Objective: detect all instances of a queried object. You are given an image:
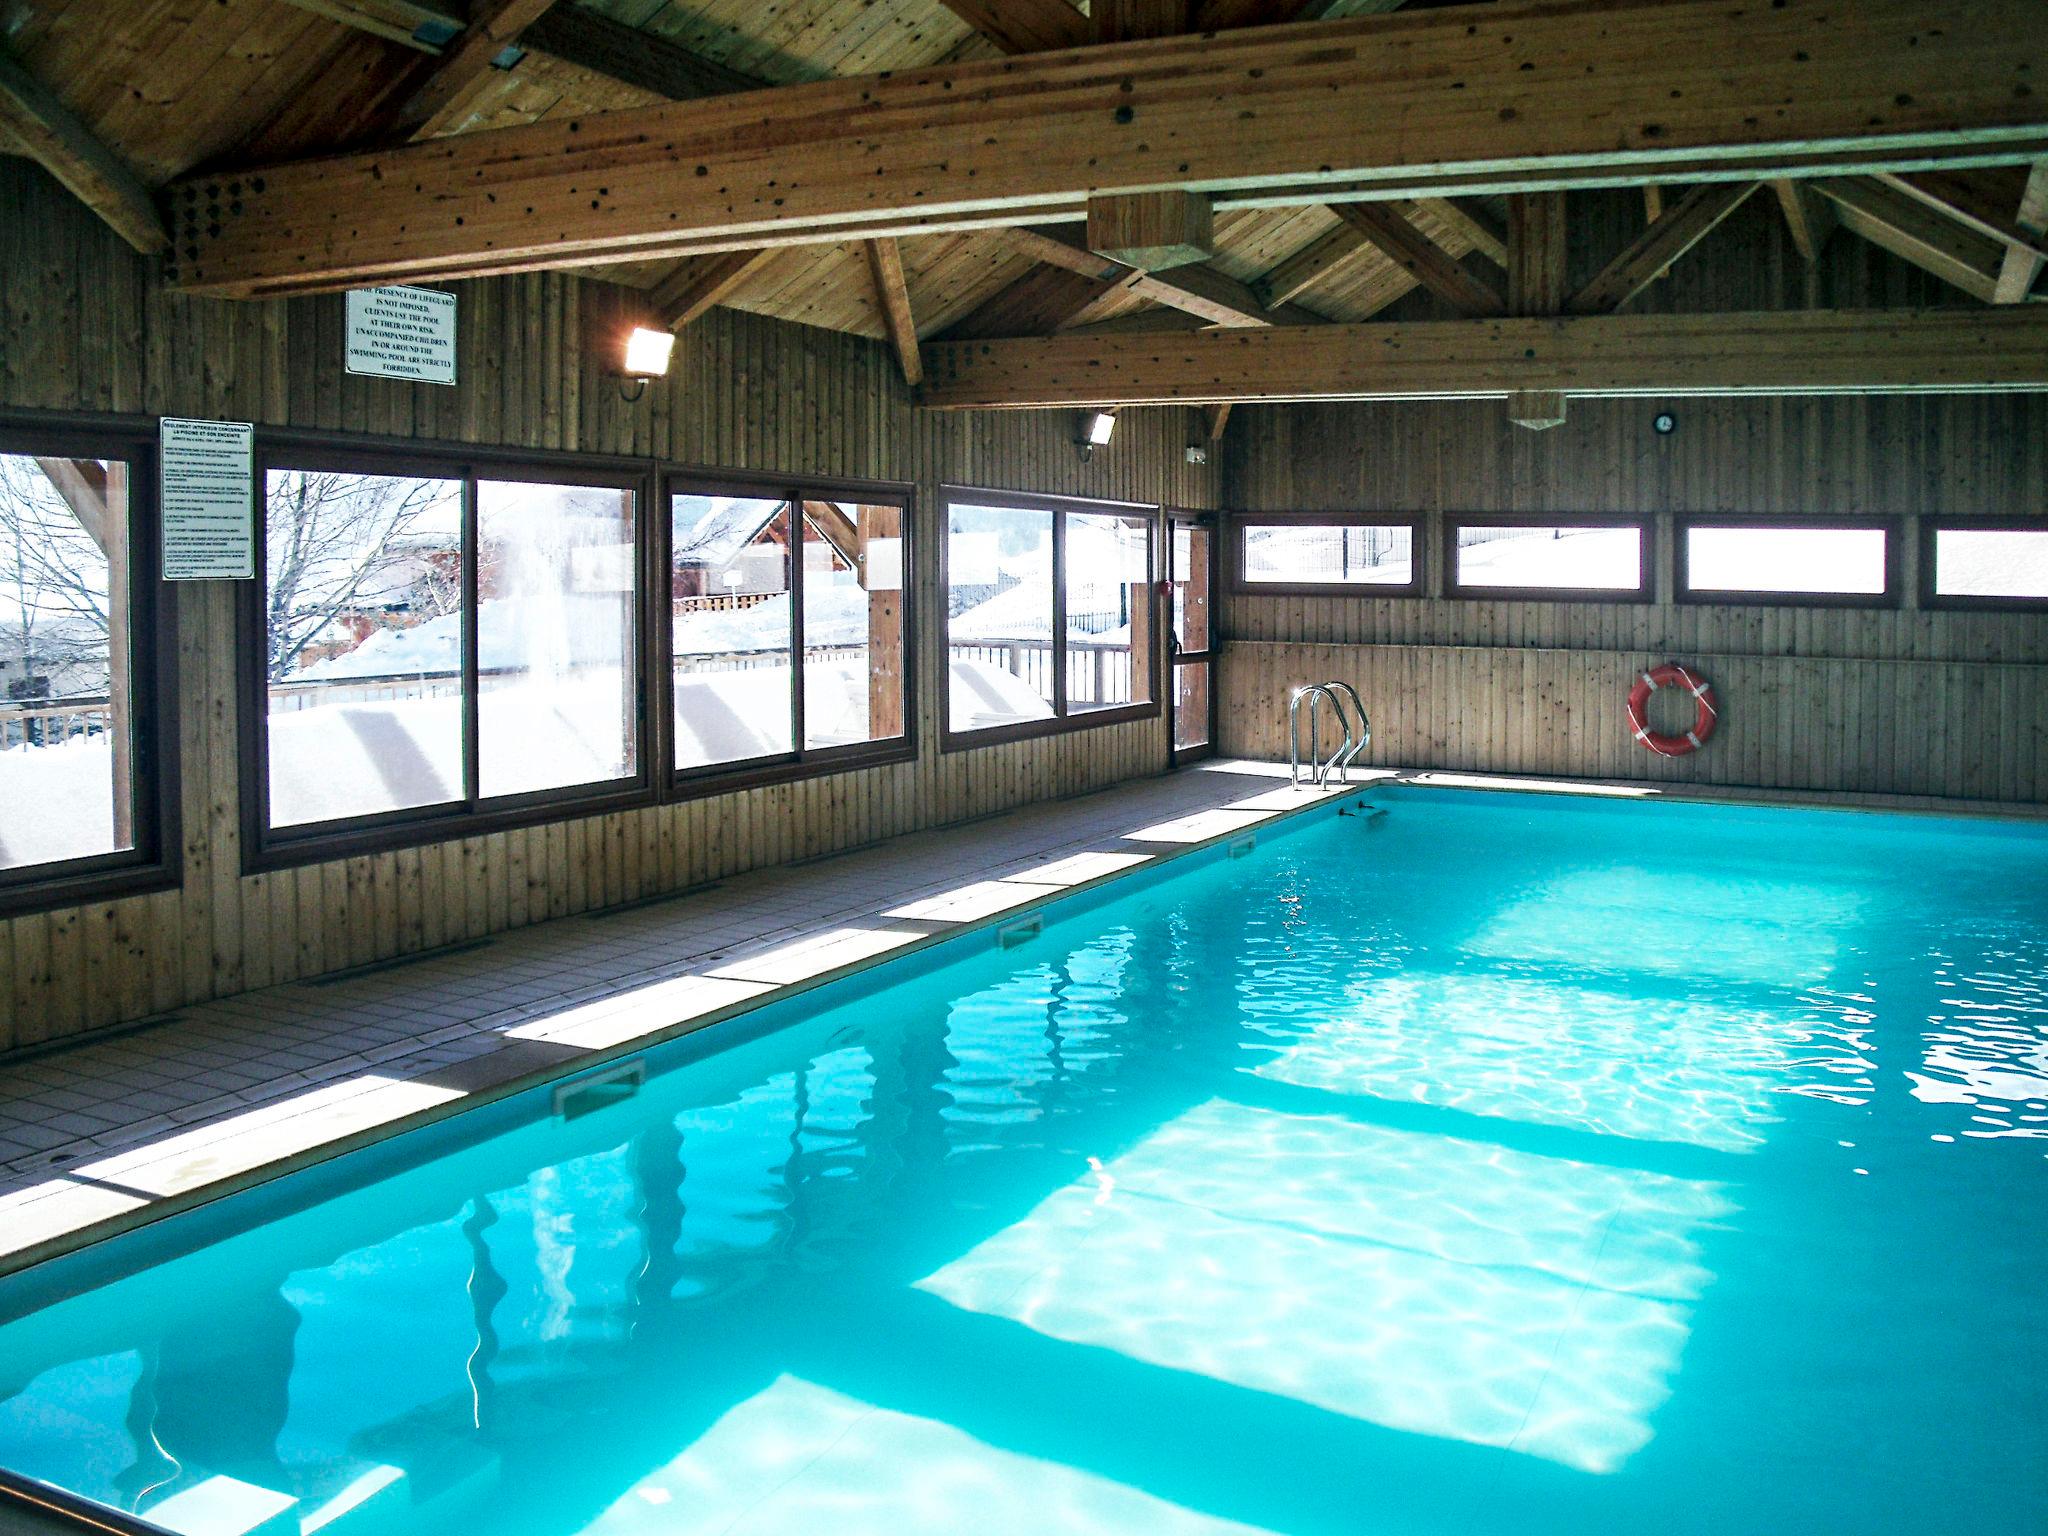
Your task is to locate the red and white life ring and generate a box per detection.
[1627,663,1718,757]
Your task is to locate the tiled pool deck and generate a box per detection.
[3,759,2040,1276]
[0,761,1355,1273]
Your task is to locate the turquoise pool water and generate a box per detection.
[2,786,2045,1536]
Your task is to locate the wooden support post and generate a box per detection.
[1206,403,1234,442]
[1506,193,1568,316]
[859,504,905,739]
[1087,191,1215,270]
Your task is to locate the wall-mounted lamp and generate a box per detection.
[1078,409,1117,461]
[618,326,675,402]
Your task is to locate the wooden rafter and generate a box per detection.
[1877,167,2048,303]
[865,238,923,386]
[653,248,780,330]
[1193,0,1346,29]
[1092,0,1190,42]
[941,267,1115,341]
[1331,202,1504,316]
[1206,402,1234,441]
[917,308,2048,410]
[931,0,1088,53]
[1567,182,1758,313]
[517,7,770,100]
[1415,198,1507,269]
[1773,180,1839,264]
[165,0,2048,297]
[274,0,464,53]
[1999,162,2048,304]
[1006,228,1324,329]
[395,0,565,139]
[1812,177,2006,303]
[1255,223,1379,309]
[0,47,166,253]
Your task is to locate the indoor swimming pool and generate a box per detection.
[1,786,2044,1536]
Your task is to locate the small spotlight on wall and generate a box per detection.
[618,326,675,401]
[1078,409,1118,460]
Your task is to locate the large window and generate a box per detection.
[1447,517,1649,600]
[248,448,646,862]
[1678,518,1897,605]
[1234,516,1421,594]
[667,477,911,785]
[1922,520,2048,609]
[0,426,175,914]
[944,489,1157,746]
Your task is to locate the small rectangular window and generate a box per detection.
[1236,518,1419,592]
[1925,523,2048,607]
[944,489,1158,746]
[0,429,175,915]
[1680,520,1894,604]
[1448,519,1648,599]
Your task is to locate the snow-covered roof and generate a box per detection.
[673,496,783,570]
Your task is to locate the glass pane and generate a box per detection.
[671,495,794,770]
[801,501,905,750]
[1686,525,1887,596]
[1067,512,1153,712]
[1242,522,1413,586]
[0,453,132,870]
[1174,663,1211,752]
[1932,528,2048,600]
[1454,524,1642,591]
[263,467,466,829]
[1172,523,1211,653]
[947,501,1056,731]
[476,479,638,799]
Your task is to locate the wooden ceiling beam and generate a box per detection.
[653,248,781,329]
[165,0,2048,297]
[394,0,565,139]
[0,46,167,253]
[1876,168,2048,289]
[1007,227,1324,328]
[1567,182,1759,314]
[918,308,2048,409]
[1413,197,1506,269]
[865,237,923,386]
[1811,177,2006,304]
[1996,162,2048,304]
[1087,191,1215,270]
[273,0,464,54]
[1773,180,1839,264]
[931,0,1089,54]
[1331,201,1504,316]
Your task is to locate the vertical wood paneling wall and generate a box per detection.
[0,162,1218,1052]
[1218,392,2048,800]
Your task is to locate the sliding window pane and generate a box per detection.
[1686,524,1887,596]
[801,501,906,749]
[671,496,794,770]
[0,453,133,871]
[1931,528,2048,601]
[1243,523,1413,586]
[1454,524,1643,592]
[1067,511,1152,711]
[477,479,638,799]
[263,468,466,828]
[947,501,1056,731]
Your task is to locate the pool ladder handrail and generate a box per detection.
[1289,682,1371,787]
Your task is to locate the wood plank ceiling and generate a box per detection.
[0,0,2043,408]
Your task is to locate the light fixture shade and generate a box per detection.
[1086,410,1117,446]
[623,326,676,378]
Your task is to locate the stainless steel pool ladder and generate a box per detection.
[1289,682,1371,787]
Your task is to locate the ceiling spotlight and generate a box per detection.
[1079,409,1118,460]
[619,326,676,401]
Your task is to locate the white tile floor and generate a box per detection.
[0,761,1350,1270]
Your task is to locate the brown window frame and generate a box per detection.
[0,414,181,920]
[1918,516,2048,612]
[240,433,659,873]
[1444,514,1655,603]
[940,485,1163,752]
[661,468,919,798]
[1676,513,1904,609]
[1226,512,1427,597]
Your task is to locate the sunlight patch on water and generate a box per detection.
[577,1375,1281,1536]
[1251,971,1791,1152]
[919,1100,1733,1473]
